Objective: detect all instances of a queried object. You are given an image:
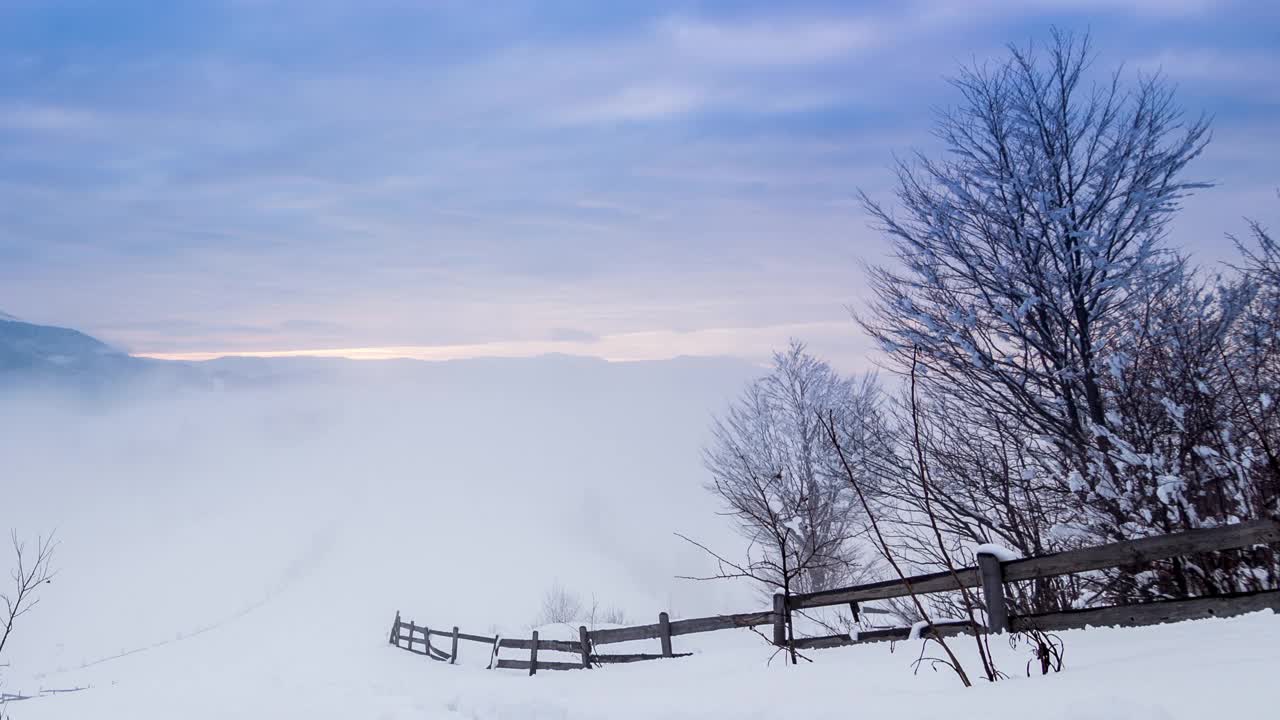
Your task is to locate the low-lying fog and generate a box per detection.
[2,354,762,679]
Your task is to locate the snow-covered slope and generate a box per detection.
[11,589,1280,719]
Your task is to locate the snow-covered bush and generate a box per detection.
[1066,263,1279,601]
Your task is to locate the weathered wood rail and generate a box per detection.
[389,517,1280,673]
[389,609,711,675]
[782,517,1280,648]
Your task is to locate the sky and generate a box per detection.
[1,0,1276,369]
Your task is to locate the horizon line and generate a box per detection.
[129,321,858,366]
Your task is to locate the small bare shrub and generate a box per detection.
[600,605,627,625]
[535,581,583,626]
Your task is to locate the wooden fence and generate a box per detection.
[388,609,757,675]
[786,516,1280,649]
[389,517,1280,673]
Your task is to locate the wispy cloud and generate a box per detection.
[552,84,712,124]
[1136,48,1280,89]
[0,102,102,132]
[656,15,882,67]
[917,0,1222,21]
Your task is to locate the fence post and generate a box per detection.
[977,552,1009,633]
[578,626,592,669]
[658,612,673,657]
[425,627,434,658]
[772,592,787,646]
[487,635,501,670]
[390,611,401,645]
[529,631,539,676]
[450,627,460,664]
[407,620,417,652]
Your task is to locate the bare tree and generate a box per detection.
[1227,209,1280,501]
[1234,209,1280,290]
[689,341,880,663]
[822,407,976,686]
[902,353,1000,681]
[858,383,1080,613]
[702,340,876,595]
[1,531,56,661]
[673,530,804,664]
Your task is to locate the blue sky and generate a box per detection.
[1,0,1276,368]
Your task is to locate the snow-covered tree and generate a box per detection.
[859,29,1212,554]
[855,30,1280,603]
[861,27,1208,471]
[1085,263,1278,599]
[702,341,877,595]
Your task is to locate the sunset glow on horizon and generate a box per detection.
[132,321,873,370]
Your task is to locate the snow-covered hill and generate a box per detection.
[0,315,133,374]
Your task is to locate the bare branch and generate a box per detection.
[1,530,57,661]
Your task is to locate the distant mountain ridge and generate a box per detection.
[0,315,764,395]
[0,314,148,384]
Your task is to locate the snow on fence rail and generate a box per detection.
[389,517,1280,673]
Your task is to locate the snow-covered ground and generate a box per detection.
[3,358,1277,718]
[12,603,1279,719]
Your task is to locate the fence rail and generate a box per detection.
[589,610,774,645]
[790,518,1280,611]
[389,517,1280,673]
[388,611,701,674]
[1010,588,1280,633]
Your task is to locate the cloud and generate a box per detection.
[0,103,102,132]
[1041,0,1219,15]
[918,0,1221,20]
[656,15,882,67]
[1135,48,1280,89]
[552,84,711,124]
[457,10,890,126]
